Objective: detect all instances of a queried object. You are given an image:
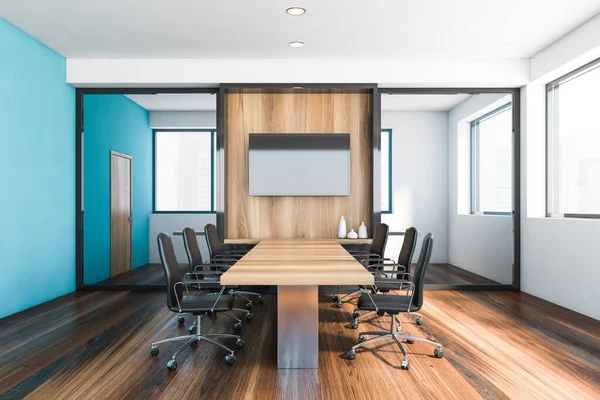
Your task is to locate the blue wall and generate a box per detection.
[84,95,152,284]
[0,19,75,318]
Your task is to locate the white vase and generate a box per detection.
[347,229,358,239]
[338,216,347,239]
[358,221,368,239]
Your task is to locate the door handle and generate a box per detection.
[128,216,132,222]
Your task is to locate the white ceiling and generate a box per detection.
[125,94,216,111]
[2,0,599,59]
[381,94,471,112]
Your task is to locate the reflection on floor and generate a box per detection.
[422,263,500,285]
[1,290,598,399]
[97,264,171,285]
[98,262,499,286]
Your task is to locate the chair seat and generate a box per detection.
[174,294,234,313]
[357,293,417,314]
[375,282,404,292]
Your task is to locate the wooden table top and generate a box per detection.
[220,239,374,286]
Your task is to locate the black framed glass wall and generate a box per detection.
[379,88,519,290]
[547,57,600,219]
[76,89,218,289]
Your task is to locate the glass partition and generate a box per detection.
[379,90,517,287]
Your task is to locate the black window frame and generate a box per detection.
[152,128,216,214]
[470,102,513,216]
[546,57,600,219]
[381,128,393,214]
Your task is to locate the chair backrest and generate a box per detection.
[397,227,418,277]
[204,223,223,258]
[411,233,434,310]
[182,227,204,277]
[370,223,389,258]
[157,232,183,310]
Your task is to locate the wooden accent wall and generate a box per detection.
[225,88,372,239]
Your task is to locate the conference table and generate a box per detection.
[220,238,374,369]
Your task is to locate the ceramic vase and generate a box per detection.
[338,216,347,239]
[347,229,358,239]
[358,221,368,239]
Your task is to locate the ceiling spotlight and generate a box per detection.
[286,7,306,16]
[289,41,304,48]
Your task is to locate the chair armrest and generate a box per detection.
[367,263,407,271]
[367,264,407,278]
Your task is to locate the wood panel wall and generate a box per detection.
[225,88,372,239]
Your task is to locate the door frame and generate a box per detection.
[110,150,132,277]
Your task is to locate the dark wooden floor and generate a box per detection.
[0,289,598,399]
[98,263,498,286]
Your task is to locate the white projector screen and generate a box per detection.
[248,134,350,196]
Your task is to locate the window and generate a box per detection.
[470,104,512,215]
[381,129,392,213]
[547,58,600,218]
[154,130,215,212]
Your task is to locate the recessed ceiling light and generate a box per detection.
[289,41,304,48]
[286,7,306,16]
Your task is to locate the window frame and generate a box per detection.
[469,102,513,216]
[381,128,393,214]
[152,128,217,214]
[546,57,600,219]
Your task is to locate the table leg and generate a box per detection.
[277,285,319,368]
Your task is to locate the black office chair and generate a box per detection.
[351,227,421,327]
[331,223,389,307]
[178,227,253,332]
[204,224,264,307]
[346,233,444,370]
[183,227,259,312]
[204,223,248,261]
[151,233,246,370]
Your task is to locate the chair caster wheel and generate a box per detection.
[434,348,444,358]
[234,322,243,330]
[207,311,215,318]
[350,320,358,329]
[167,360,178,371]
[188,325,197,334]
[245,313,253,321]
[190,339,199,348]
[225,354,237,365]
[401,360,409,370]
[236,338,246,348]
[416,317,424,325]
[352,311,360,319]
[332,295,339,302]
[346,350,356,360]
[150,347,159,356]
[397,326,403,332]
[358,336,366,343]
[406,339,414,344]
[334,301,342,308]
[377,311,385,316]
[246,302,253,310]
[258,296,264,304]
[177,316,185,324]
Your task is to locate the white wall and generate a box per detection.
[448,94,514,284]
[66,58,528,87]
[149,214,217,264]
[149,111,216,129]
[381,111,448,263]
[520,15,600,319]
